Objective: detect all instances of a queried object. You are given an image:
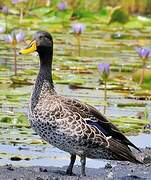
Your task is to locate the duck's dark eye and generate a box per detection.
[39,36,43,39]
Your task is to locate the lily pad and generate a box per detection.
[17,114,29,126]
[0,112,29,127]
[117,102,147,108]
[0,65,10,72]
[0,116,12,123]
[10,76,33,85]
[125,19,143,29]
[111,117,150,134]
[10,156,22,161]
[128,90,151,100]
[21,69,37,76]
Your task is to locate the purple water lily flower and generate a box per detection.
[16,32,25,42]
[5,35,13,43]
[98,63,110,81]
[135,47,151,60]
[5,32,17,45]
[12,0,19,3]
[57,1,67,10]
[0,27,5,33]
[5,32,25,45]
[2,6,9,14]
[72,23,85,35]
[12,0,28,4]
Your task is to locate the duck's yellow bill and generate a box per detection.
[19,40,37,54]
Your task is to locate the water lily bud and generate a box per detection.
[135,47,151,60]
[72,23,85,35]
[57,1,67,11]
[2,6,9,15]
[0,26,5,33]
[98,63,110,81]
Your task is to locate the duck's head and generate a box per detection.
[19,31,53,56]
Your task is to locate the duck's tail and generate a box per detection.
[108,138,143,164]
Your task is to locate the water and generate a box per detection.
[0,144,107,168]
[0,27,151,168]
[0,133,150,168]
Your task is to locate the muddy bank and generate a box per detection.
[0,147,151,180]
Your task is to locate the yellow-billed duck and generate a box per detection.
[19,31,142,176]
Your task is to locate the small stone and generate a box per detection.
[136,112,145,119]
[6,164,14,171]
[39,167,48,172]
[144,124,151,130]
[145,147,151,150]
[36,177,44,180]
[105,163,112,169]
[107,172,113,179]
[143,155,151,164]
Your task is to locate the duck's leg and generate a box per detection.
[66,154,76,175]
[80,155,86,176]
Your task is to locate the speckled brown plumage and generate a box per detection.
[21,31,143,176]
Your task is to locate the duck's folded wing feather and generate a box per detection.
[107,137,142,163]
[61,96,140,152]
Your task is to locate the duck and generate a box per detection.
[19,31,143,176]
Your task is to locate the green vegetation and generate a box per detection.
[132,68,151,89]
[112,117,150,134]
[0,0,151,156]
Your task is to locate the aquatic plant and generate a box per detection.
[57,1,68,29]
[12,0,28,24]
[5,31,25,44]
[1,6,9,32]
[108,6,129,26]
[5,31,25,75]
[135,47,151,85]
[72,23,85,56]
[16,31,25,42]
[0,26,5,33]
[72,23,85,34]
[57,1,67,11]
[12,0,28,4]
[98,63,110,114]
[2,6,8,15]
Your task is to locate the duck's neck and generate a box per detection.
[39,52,53,84]
[30,52,56,110]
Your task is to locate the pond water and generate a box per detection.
[0,133,150,168]
[0,27,151,168]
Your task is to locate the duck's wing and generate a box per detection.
[88,104,141,152]
[60,96,143,163]
[61,96,141,152]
